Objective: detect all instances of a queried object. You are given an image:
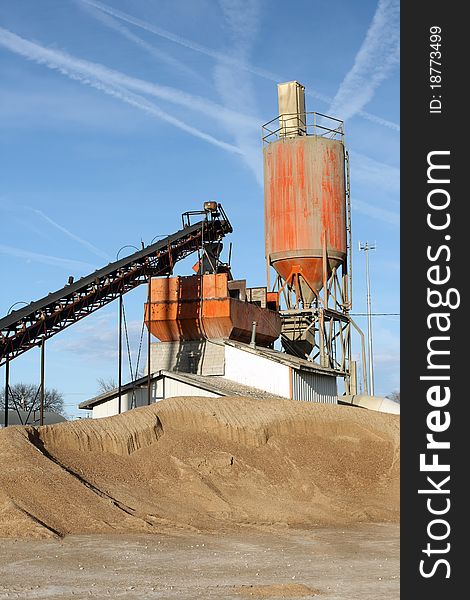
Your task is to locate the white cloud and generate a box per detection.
[80,0,399,132]
[0,26,244,155]
[213,0,263,184]
[54,310,145,374]
[328,0,399,121]
[352,198,399,226]
[0,87,144,130]
[0,26,256,129]
[349,151,399,194]
[77,0,203,83]
[0,243,96,272]
[0,15,400,188]
[31,208,111,261]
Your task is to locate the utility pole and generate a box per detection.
[4,359,9,427]
[147,278,151,405]
[40,339,45,425]
[358,241,376,396]
[118,294,123,414]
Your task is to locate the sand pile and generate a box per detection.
[0,396,399,538]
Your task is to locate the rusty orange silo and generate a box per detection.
[263,82,347,303]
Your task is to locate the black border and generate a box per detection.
[401,2,466,596]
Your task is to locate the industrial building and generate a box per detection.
[0,409,66,428]
[2,81,398,425]
[79,81,363,418]
[79,339,339,418]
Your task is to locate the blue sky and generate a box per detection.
[0,0,399,417]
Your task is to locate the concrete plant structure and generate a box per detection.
[2,82,396,425]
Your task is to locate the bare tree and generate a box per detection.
[96,377,117,394]
[387,390,400,404]
[0,383,65,415]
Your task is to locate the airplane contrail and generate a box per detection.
[328,0,400,122]
[0,27,244,156]
[32,209,112,261]
[79,0,399,131]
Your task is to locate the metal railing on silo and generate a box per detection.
[262,111,344,146]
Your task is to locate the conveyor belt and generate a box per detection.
[0,207,232,366]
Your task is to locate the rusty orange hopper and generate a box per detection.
[145,273,281,346]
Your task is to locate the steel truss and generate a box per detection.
[0,207,232,367]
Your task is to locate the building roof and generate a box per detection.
[1,410,67,427]
[79,341,339,410]
[79,375,150,409]
[164,370,288,401]
[79,369,288,410]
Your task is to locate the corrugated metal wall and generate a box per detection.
[291,370,338,404]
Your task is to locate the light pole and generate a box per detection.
[359,241,376,396]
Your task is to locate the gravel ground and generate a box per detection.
[0,523,399,599]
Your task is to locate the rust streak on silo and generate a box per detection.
[264,135,347,299]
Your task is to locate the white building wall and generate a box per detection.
[91,377,219,418]
[150,341,224,376]
[163,379,220,399]
[224,345,291,398]
[93,396,124,419]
